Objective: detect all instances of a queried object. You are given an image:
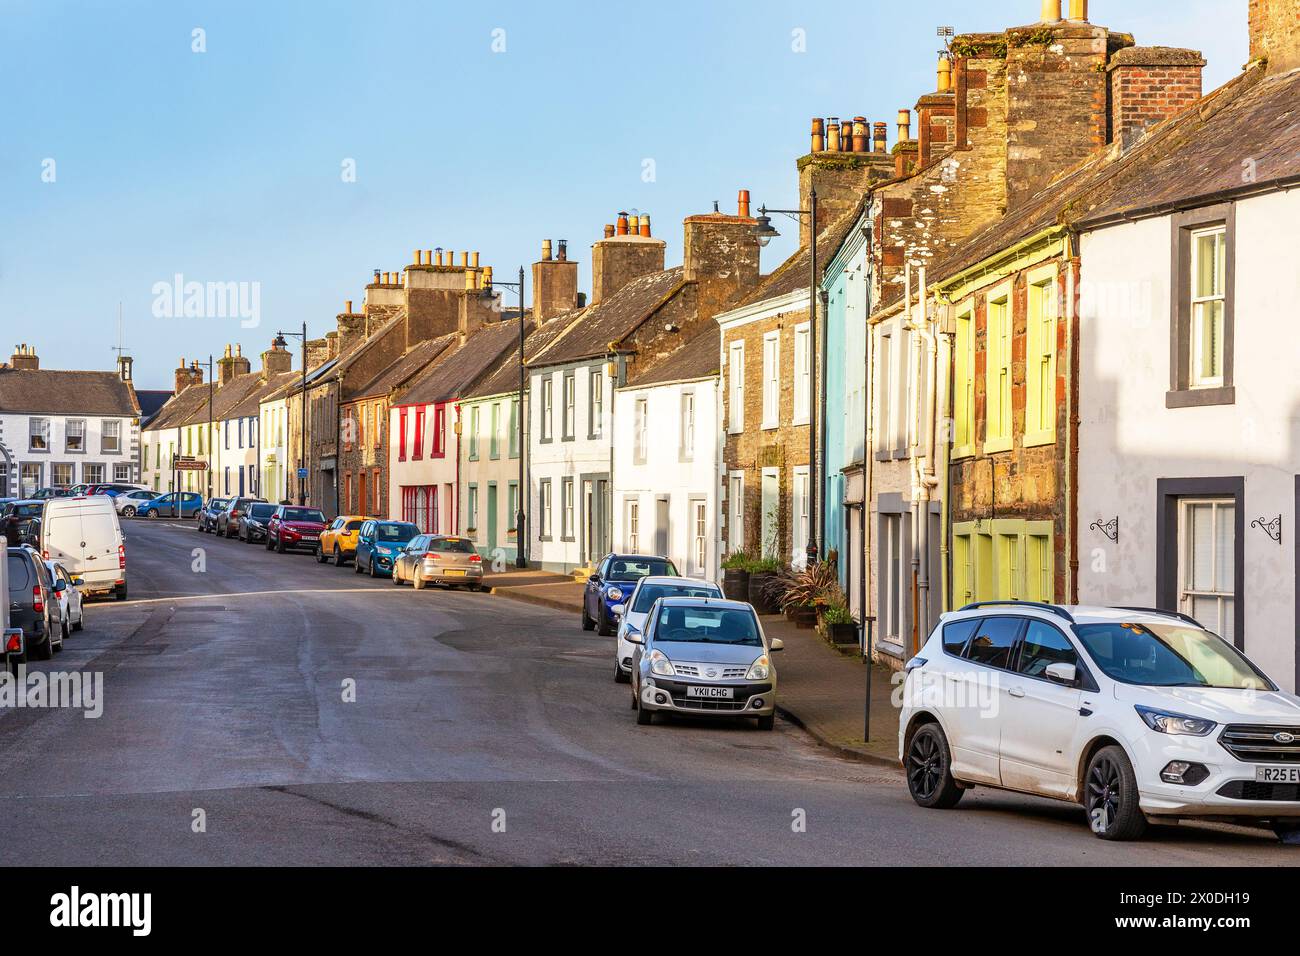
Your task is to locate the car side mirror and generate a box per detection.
[625,630,643,645]
[770,638,785,653]
[1045,662,1077,686]
[71,577,84,586]
[53,580,66,593]
[611,604,626,618]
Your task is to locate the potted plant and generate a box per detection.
[775,561,841,627]
[819,602,858,645]
[747,556,782,613]
[721,551,752,601]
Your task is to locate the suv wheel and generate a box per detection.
[315,545,327,564]
[333,546,343,566]
[906,723,965,809]
[122,506,136,517]
[581,602,595,632]
[1085,745,1148,841]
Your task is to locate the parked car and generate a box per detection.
[216,496,266,537]
[629,596,781,729]
[197,497,232,533]
[317,515,367,566]
[89,483,147,497]
[582,554,679,636]
[46,560,84,634]
[7,545,65,660]
[353,520,419,578]
[114,489,161,518]
[1,500,43,546]
[40,494,127,600]
[391,534,484,590]
[899,601,1300,843]
[236,502,278,544]
[29,487,71,500]
[611,576,722,684]
[265,506,327,554]
[137,491,203,519]
[0,549,23,674]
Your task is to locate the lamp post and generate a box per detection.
[752,187,820,569]
[480,267,529,568]
[201,355,214,500]
[274,322,308,505]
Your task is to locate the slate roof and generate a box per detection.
[731,205,864,311]
[625,329,719,388]
[395,318,527,407]
[0,368,141,417]
[465,314,578,400]
[144,381,210,431]
[932,64,1300,284]
[135,390,173,422]
[345,335,457,404]
[532,267,685,367]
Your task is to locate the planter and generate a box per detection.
[791,605,817,629]
[826,622,859,645]
[722,568,750,602]
[747,571,776,613]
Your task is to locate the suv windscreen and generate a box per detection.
[633,583,720,613]
[429,537,475,554]
[653,606,761,646]
[247,504,276,520]
[281,509,324,522]
[607,558,676,581]
[1074,621,1273,690]
[376,523,418,542]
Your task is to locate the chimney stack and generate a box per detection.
[1108,47,1206,148]
[9,344,39,371]
[682,191,761,316]
[534,236,580,320]
[117,354,133,382]
[873,122,888,153]
[262,339,292,376]
[591,214,666,305]
[1250,0,1300,73]
[174,356,202,392]
[217,342,238,385]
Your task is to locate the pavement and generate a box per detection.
[0,519,1288,865]
[486,569,584,613]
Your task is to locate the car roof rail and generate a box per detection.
[957,600,1075,624]
[1118,606,1204,628]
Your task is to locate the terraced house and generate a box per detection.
[0,345,141,497]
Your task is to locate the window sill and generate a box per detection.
[951,445,975,461]
[1166,386,1235,409]
[1022,430,1055,449]
[792,416,810,428]
[761,421,780,432]
[982,437,1013,455]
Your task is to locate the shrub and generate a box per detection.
[774,560,843,612]
[721,550,754,571]
[820,604,855,626]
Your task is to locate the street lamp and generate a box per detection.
[751,187,821,569]
[274,321,308,505]
[480,266,529,569]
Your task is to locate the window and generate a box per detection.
[793,322,810,426]
[490,403,501,459]
[224,420,231,450]
[727,341,744,433]
[29,418,48,451]
[1178,499,1235,642]
[876,333,891,456]
[761,331,779,429]
[413,408,425,460]
[953,520,1052,606]
[626,499,640,552]
[984,285,1012,452]
[20,463,41,497]
[541,377,553,441]
[561,478,574,540]
[52,462,74,486]
[562,371,576,440]
[760,468,779,560]
[1025,269,1057,446]
[398,408,408,460]
[942,618,978,657]
[238,417,245,449]
[102,419,122,454]
[508,398,520,458]
[372,404,382,447]
[66,419,86,453]
[588,368,604,439]
[1190,226,1226,388]
[539,480,553,539]
[880,511,905,644]
[469,406,480,460]
[432,406,445,457]
[634,397,648,465]
[728,473,744,553]
[680,392,695,460]
[83,463,105,484]
[1170,205,1235,407]
[114,462,132,482]
[356,405,365,449]
[792,467,809,564]
[953,302,975,458]
[1017,621,1078,678]
[691,499,708,577]
[507,482,519,536]
[965,617,1022,670]
[344,472,353,512]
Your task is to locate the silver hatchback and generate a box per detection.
[629,597,783,730]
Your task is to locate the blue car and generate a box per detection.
[353,519,420,578]
[137,491,203,519]
[582,553,679,635]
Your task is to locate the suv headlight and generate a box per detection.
[1135,705,1216,737]
[606,586,624,602]
[648,649,675,677]
[746,655,771,681]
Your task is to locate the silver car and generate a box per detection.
[611,576,722,684]
[630,597,783,730]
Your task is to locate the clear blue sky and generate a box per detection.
[1,0,1247,390]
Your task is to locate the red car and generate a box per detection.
[265,505,327,554]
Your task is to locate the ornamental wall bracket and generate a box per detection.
[1251,515,1282,545]
[1090,517,1118,543]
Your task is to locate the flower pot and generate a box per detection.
[747,571,775,613]
[792,605,817,629]
[827,622,859,645]
[722,568,750,602]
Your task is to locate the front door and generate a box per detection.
[654,498,669,558]
[595,479,610,558]
[486,483,498,550]
[998,620,1083,798]
[582,480,594,564]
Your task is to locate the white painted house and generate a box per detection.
[611,333,720,579]
[1076,57,1300,689]
[0,347,141,497]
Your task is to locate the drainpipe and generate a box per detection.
[905,261,924,652]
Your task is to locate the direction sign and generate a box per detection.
[175,460,208,472]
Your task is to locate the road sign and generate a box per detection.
[297,468,309,479]
[175,460,208,472]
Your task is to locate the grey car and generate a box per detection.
[630,597,782,730]
[612,576,722,684]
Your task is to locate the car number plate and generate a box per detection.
[444,569,466,576]
[686,686,734,699]
[1256,766,1300,784]
[302,535,318,541]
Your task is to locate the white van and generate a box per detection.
[40,496,127,600]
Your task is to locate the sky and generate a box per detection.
[1,0,1249,390]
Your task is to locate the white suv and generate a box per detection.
[900,601,1300,842]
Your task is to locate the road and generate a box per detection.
[0,519,1291,865]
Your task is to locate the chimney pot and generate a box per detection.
[542,239,553,261]
[616,213,630,236]
[897,109,912,142]
[604,224,615,238]
[873,122,888,153]
[852,117,868,152]
[1041,0,1062,21]
[937,57,953,93]
[435,251,444,266]
[639,215,651,237]
[471,251,480,268]
[811,117,825,153]
[826,118,841,152]
[737,189,750,218]
[1066,0,1086,21]
[557,239,568,260]
[629,214,640,235]
[412,249,420,265]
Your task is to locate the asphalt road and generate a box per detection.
[0,519,1292,865]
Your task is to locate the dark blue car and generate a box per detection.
[137,491,203,519]
[582,553,678,635]
[353,519,420,578]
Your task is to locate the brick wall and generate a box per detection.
[1108,47,1205,147]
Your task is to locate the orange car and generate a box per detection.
[316,515,367,566]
